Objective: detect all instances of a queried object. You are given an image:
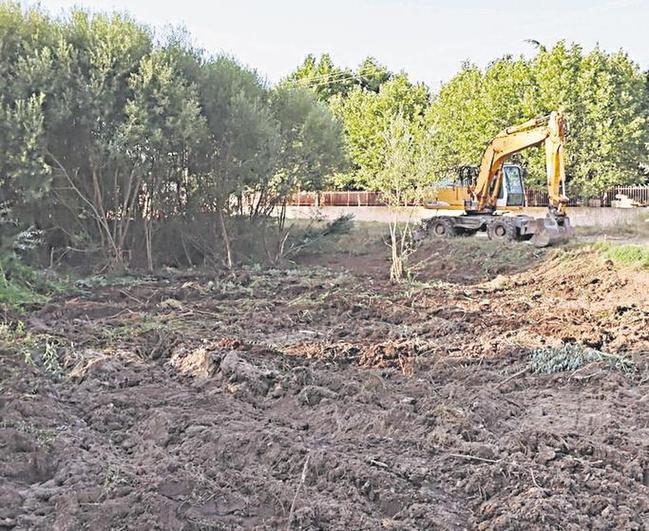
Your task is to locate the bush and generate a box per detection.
[0,254,67,308]
[529,344,635,374]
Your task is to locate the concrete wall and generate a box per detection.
[284,205,649,228]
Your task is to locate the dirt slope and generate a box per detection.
[1,246,648,530]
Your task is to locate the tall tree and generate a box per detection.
[331,74,430,189]
[270,85,346,205]
[284,53,356,102]
[193,56,280,268]
[117,51,205,269]
[424,43,649,196]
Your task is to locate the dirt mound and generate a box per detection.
[501,249,649,353]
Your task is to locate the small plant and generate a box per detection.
[103,464,130,492]
[76,273,157,289]
[0,321,65,377]
[0,321,36,359]
[42,340,63,378]
[529,343,635,374]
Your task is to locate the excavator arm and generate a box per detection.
[472,111,569,216]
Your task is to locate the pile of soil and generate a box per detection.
[1,246,648,529]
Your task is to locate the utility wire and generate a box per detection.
[282,71,364,88]
[284,69,357,83]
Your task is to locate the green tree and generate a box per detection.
[269,85,346,209]
[284,53,356,102]
[331,74,430,189]
[21,10,155,266]
[193,56,280,268]
[263,86,347,260]
[375,113,437,282]
[568,48,647,195]
[117,51,205,270]
[0,3,351,270]
[425,43,649,197]
[357,56,391,93]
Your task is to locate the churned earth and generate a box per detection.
[1,239,649,530]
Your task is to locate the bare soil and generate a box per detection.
[2,241,649,530]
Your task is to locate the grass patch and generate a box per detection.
[289,218,386,257]
[0,321,64,378]
[593,242,649,270]
[411,235,548,282]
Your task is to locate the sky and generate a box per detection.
[23,0,649,87]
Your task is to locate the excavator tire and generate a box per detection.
[429,218,457,239]
[487,219,516,242]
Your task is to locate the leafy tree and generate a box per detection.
[193,56,280,268]
[331,74,430,189]
[0,3,350,270]
[269,86,346,207]
[26,10,155,266]
[357,56,391,93]
[284,53,356,102]
[117,51,205,269]
[263,86,347,260]
[375,113,437,282]
[568,48,647,195]
[424,43,649,197]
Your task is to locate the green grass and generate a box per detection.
[593,242,649,270]
[284,216,381,257]
[0,281,47,306]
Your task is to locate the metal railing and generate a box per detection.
[527,186,649,207]
[289,186,649,208]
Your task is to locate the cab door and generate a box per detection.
[504,165,525,206]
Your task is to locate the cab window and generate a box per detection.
[504,166,523,193]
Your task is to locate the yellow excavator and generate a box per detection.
[420,111,574,247]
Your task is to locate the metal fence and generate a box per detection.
[604,186,649,206]
[289,191,386,206]
[527,186,649,207]
[289,186,649,208]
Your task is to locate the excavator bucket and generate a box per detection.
[530,214,575,247]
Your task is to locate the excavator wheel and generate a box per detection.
[487,219,516,242]
[429,218,457,239]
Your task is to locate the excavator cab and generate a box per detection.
[495,164,526,208]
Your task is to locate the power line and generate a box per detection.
[282,70,363,88]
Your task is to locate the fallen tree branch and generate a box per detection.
[447,453,500,464]
[496,366,529,389]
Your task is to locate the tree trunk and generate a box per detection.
[144,218,153,271]
[218,208,233,270]
[389,221,404,283]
